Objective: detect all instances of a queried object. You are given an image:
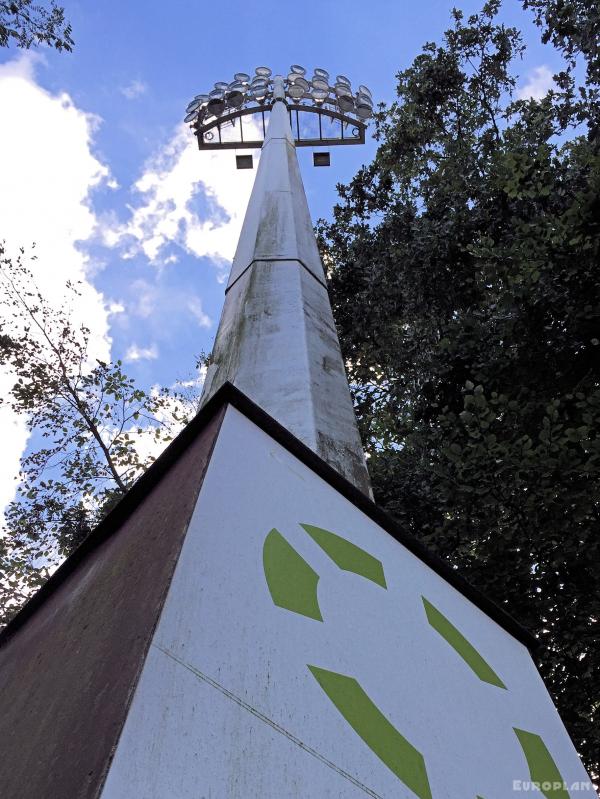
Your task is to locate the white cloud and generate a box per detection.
[122,385,197,468]
[0,374,29,514]
[120,79,147,100]
[104,123,258,276]
[187,295,212,328]
[108,301,125,315]
[129,277,158,318]
[124,343,159,362]
[517,65,555,101]
[0,54,112,513]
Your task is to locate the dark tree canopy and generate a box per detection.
[0,0,73,51]
[320,0,599,781]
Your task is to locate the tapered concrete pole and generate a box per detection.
[200,76,372,496]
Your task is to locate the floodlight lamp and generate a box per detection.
[336,75,351,86]
[184,109,198,123]
[186,99,202,113]
[355,102,373,119]
[337,95,355,112]
[314,68,329,80]
[234,72,250,84]
[208,89,226,116]
[358,85,373,99]
[335,83,352,96]
[288,84,305,100]
[311,78,329,92]
[214,81,229,91]
[255,66,272,78]
[290,65,306,75]
[248,86,268,101]
[226,88,245,108]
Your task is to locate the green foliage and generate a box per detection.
[524,0,600,88]
[320,0,599,780]
[0,247,193,624]
[0,0,73,51]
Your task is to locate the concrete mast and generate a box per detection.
[200,76,372,496]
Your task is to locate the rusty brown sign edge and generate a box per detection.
[0,405,227,799]
[0,380,537,652]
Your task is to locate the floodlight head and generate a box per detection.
[207,89,226,116]
[185,64,375,149]
[337,94,355,113]
[311,77,329,92]
[288,84,305,100]
[226,81,245,109]
[311,88,328,104]
[186,99,202,113]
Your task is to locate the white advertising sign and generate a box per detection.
[101,406,594,799]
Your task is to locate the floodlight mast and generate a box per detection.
[186,67,374,497]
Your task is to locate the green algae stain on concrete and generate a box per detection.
[422,597,506,689]
[263,528,323,621]
[308,665,432,799]
[514,728,569,799]
[301,524,387,589]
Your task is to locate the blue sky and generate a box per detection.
[0,0,564,510]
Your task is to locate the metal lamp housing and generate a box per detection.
[186,65,373,149]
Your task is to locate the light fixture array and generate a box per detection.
[184,65,374,127]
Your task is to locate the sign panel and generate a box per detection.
[101,406,594,798]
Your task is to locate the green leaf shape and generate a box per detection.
[514,728,569,799]
[301,524,387,589]
[263,529,323,621]
[422,597,506,689]
[308,665,432,799]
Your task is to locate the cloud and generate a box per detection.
[0,54,112,513]
[124,343,159,362]
[517,65,555,101]
[0,375,29,514]
[104,123,259,277]
[120,79,147,100]
[187,295,212,328]
[128,277,158,318]
[108,301,126,315]
[121,385,198,469]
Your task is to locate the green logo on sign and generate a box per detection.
[263,524,568,799]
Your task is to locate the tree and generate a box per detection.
[0,0,73,51]
[320,0,599,780]
[0,246,193,624]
